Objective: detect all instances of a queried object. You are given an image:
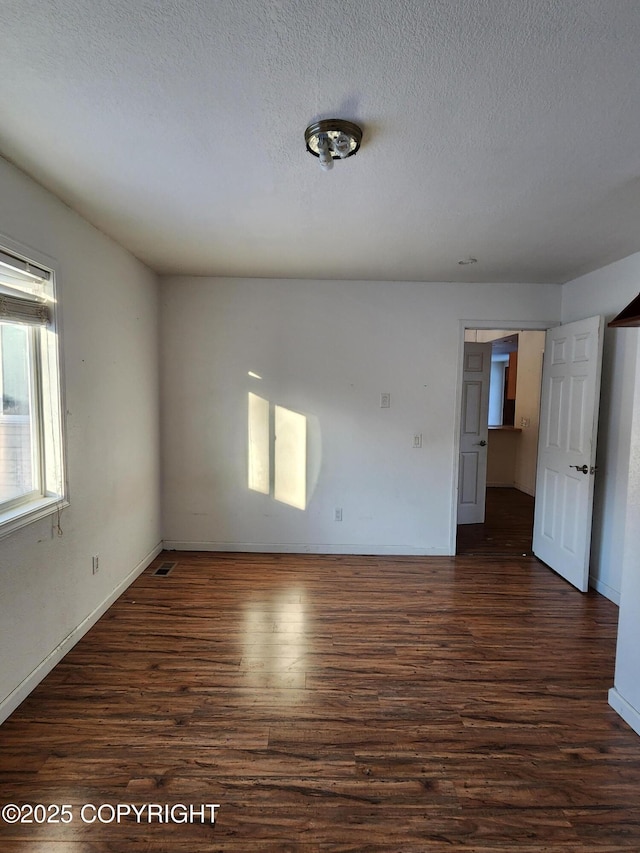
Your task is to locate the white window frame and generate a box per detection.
[0,236,67,538]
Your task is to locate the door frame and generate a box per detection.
[450,318,556,554]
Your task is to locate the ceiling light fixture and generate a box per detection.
[305,119,363,171]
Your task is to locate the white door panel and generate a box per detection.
[458,342,491,525]
[533,315,604,591]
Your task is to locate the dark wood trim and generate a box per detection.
[609,291,640,327]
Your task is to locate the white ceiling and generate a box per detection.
[2,0,640,283]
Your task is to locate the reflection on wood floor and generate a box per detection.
[457,486,535,556]
[0,549,637,852]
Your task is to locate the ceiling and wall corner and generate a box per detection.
[2,0,640,283]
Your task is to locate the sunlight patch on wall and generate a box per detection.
[248,392,270,494]
[274,405,307,510]
[247,393,307,510]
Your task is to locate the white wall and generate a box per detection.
[609,326,640,735]
[562,254,640,603]
[161,277,560,554]
[514,330,546,495]
[487,429,518,486]
[0,157,162,720]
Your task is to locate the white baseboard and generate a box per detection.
[589,575,620,605]
[162,540,451,556]
[0,541,162,725]
[609,687,640,737]
[486,483,536,496]
[514,483,536,497]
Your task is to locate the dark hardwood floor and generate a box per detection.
[457,487,535,556]
[1,550,638,851]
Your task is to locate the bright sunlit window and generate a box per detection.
[0,244,66,536]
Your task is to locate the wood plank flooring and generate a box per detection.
[457,487,535,556]
[1,551,639,851]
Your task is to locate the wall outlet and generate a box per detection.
[92,555,99,574]
[413,433,423,448]
[334,507,343,522]
[380,392,391,408]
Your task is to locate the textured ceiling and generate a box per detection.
[2,0,640,283]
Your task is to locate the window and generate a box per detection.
[0,244,66,536]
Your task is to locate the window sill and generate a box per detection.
[0,495,69,541]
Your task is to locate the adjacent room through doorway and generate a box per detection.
[456,486,535,556]
[456,328,546,556]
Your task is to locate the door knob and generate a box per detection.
[570,464,589,474]
[474,440,487,446]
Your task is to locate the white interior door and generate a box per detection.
[533,315,604,591]
[458,342,491,524]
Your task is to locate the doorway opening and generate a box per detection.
[456,328,546,556]
[456,487,535,556]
